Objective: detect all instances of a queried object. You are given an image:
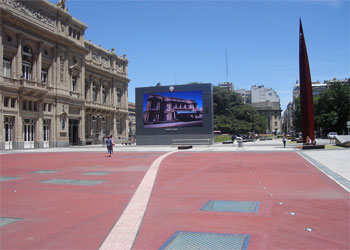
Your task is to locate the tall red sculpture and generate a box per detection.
[299,19,315,143]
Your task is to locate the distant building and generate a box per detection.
[235,89,251,104]
[287,77,349,134]
[282,102,294,135]
[293,78,349,102]
[236,85,282,134]
[324,77,350,87]
[293,80,327,102]
[128,102,136,139]
[218,82,234,92]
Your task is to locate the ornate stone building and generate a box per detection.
[0,0,129,150]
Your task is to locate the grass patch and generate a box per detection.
[214,135,231,143]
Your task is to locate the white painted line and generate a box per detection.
[99,151,176,250]
[297,151,350,192]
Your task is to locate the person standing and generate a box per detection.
[231,134,236,145]
[282,134,287,148]
[105,136,112,157]
[110,135,115,154]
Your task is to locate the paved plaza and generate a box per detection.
[0,139,349,249]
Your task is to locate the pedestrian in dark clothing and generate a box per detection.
[231,134,236,145]
[105,136,112,157]
[282,134,287,148]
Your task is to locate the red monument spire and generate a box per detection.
[299,19,315,143]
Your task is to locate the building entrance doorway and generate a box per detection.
[23,118,35,149]
[69,119,79,145]
[4,116,14,150]
[43,119,50,148]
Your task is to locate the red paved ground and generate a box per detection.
[133,152,349,250]
[1,151,349,249]
[0,152,162,249]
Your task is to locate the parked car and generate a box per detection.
[327,132,337,139]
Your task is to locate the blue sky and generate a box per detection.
[53,0,349,112]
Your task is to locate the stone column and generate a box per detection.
[36,42,42,83]
[100,79,103,103]
[52,46,57,86]
[37,116,43,148]
[80,108,86,145]
[56,48,61,84]
[0,25,3,77]
[16,34,22,79]
[17,110,23,149]
[90,76,93,101]
[81,58,85,99]
[125,115,129,138]
[113,113,117,137]
[109,83,112,105]
[111,79,116,106]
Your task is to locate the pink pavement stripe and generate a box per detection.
[99,151,177,250]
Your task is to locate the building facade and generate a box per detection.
[236,85,282,134]
[282,102,294,135]
[0,0,129,150]
[128,101,136,140]
[218,82,234,92]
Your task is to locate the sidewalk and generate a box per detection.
[1,139,349,249]
[2,139,348,190]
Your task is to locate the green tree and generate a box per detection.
[294,83,350,135]
[314,83,350,134]
[213,87,266,134]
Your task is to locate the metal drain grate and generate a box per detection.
[159,231,250,250]
[83,172,111,176]
[201,200,259,213]
[0,176,20,182]
[32,170,57,174]
[39,179,104,185]
[0,217,23,227]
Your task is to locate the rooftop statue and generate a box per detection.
[57,0,66,10]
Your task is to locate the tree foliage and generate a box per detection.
[293,83,350,135]
[315,83,350,134]
[213,87,266,134]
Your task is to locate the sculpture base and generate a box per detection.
[302,145,325,150]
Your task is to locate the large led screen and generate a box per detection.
[143,91,203,128]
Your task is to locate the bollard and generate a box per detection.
[238,140,243,148]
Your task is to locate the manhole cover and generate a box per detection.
[83,172,111,175]
[0,176,20,182]
[32,170,57,174]
[201,200,259,213]
[39,179,104,186]
[159,231,250,250]
[0,217,23,227]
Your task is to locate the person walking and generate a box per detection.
[231,134,236,145]
[105,136,112,157]
[282,134,287,148]
[110,135,115,154]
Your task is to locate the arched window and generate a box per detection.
[22,45,32,80]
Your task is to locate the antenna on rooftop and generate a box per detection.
[225,49,229,83]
